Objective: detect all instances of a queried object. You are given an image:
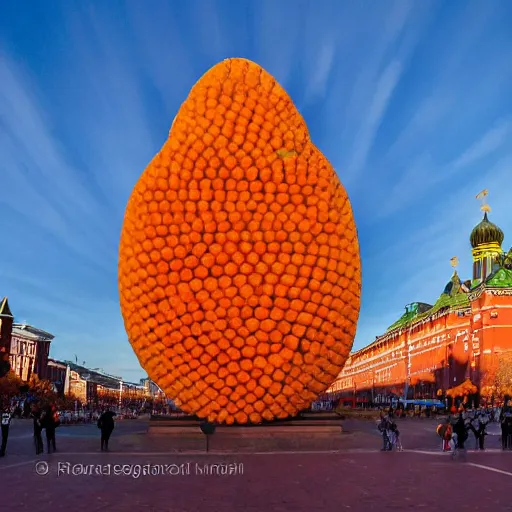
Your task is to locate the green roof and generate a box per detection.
[387,306,422,332]
[386,293,470,333]
[386,272,470,333]
[419,291,469,317]
[385,265,512,335]
[485,267,512,288]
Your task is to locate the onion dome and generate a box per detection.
[470,213,504,248]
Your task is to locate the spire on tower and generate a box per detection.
[476,189,491,213]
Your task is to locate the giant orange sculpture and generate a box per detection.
[118,58,361,424]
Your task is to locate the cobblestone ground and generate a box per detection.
[1,418,510,511]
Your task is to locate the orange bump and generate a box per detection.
[118,58,361,425]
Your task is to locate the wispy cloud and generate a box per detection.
[354,154,512,350]
[370,115,512,220]
[0,56,115,273]
[347,60,402,178]
[450,120,512,169]
[304,41,336,101]
[1,0,511,373]
[383,95,452,164]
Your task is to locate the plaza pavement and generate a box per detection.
[0,417,511,511]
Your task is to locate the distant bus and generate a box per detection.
[311,400,334,411]
[392,399,445,409]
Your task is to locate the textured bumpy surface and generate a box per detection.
[118,58,361,424]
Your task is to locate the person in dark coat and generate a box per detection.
[41,404,58,454]
[377,413,391,451]
[474,409,489,450]
[500,402,512,450]
[98,407,116,451]
[453,410,468,450]
[32,405,44,455]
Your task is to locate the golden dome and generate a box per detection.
[470,213,504,249]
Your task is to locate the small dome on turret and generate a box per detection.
[470,213,504,248]
[443,270,469,296]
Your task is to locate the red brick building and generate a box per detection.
[328,211,512,404]
[9,323,54,381]
[0,297,55,382]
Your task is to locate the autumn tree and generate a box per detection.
[494,353,512,397]
[29,374,55,395]
[482,353,512,399]
[0,371,24,403]
[54,393,83,410]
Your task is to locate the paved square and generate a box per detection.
[1,418,511,511]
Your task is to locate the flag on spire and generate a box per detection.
[476,189,491,212]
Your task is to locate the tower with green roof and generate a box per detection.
[470,212,504,288]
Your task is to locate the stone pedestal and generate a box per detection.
[147,413,346,452]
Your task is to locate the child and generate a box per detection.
[437,422,453,452]
[389,420,402,451]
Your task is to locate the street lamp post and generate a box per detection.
[82,374,91,405]
[371,371,375,406]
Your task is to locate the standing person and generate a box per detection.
[0,403,12,457]
[377,413,391,451]
[499,404,509,450]
[468,410,480,449]
[453,408,468,452]
[476,409,489,451]
[41,404,58,454]
[32,405,44,455]
[508,406,512,450]
[97,407,116,451]
[502,400,512,450]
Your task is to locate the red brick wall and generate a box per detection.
[329,289,512,400]
[474,291,512,392]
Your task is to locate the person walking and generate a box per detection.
[0,403,12,457]
[452,408,468,453]
[98,407,116,451]
[377,412,391,451]
[33,405,44,455]
[475,409,489,451]
[468,410,480,449]
[500,405,508,450]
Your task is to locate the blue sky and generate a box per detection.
[1,0,511,383]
